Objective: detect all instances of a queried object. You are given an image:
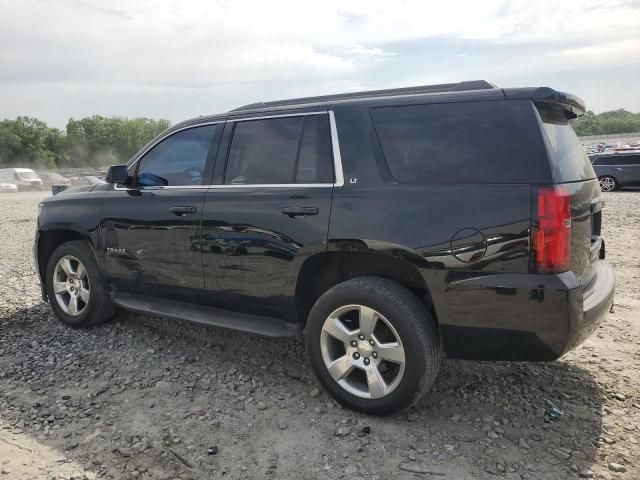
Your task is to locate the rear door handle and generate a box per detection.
[281,206,318,218]
[170,205,197,216]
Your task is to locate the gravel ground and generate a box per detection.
[0,190,638,480]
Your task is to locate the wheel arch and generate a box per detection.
[294,251,435,328]
[37,229,95,297]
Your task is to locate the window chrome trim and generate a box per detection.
[328,110,344,187]
[115,183,333,190]
[228,110,326,122]
[115,110,344,191]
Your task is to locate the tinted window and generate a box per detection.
[594,156,618,166]
[225,115,334,185]
[371,101,527,184]
[622,155,640,165]
[538,106,595,182]
[296,115,334,183]
[136,125,216,187]
[601,155,640,166]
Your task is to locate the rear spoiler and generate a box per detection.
[503,87,586,119]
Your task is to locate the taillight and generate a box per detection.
[532,186,571,273]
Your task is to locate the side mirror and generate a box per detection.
[105,164,130,185]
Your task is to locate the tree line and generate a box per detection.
[571,109,640,137]
[0,116,171,170]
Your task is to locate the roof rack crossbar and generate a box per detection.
[230,80,497,112]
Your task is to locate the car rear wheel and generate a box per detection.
[599,175,618,192]
[46,240,117,327]
[305,277,441,415]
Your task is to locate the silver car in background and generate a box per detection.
[39,172,72,188]
[0,182,19,193]
[590,152,640,192]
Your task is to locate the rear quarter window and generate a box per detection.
[370,101,529,184]
[537,106,595,182]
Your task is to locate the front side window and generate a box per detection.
[624,155,640,165]
[136,125,217,187]
[595,156,635,166]
[224,114,334,185]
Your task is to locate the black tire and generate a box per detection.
[305,276,441,415]
[598,175,618,192]
[45,240,117,328]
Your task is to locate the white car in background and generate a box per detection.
[0,168,44,190]
[0,182,19,193]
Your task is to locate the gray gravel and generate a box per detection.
[0,190,638,479]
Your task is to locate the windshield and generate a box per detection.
[16,171,40,180]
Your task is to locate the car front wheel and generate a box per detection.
[306,277,441,415]
[46,240,117,327]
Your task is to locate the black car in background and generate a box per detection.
[590,151,640,191]
[34,81,615,414]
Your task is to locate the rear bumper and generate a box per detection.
[439,261,615,361]
[570,260,615,350]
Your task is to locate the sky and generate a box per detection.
[1,0,639,128]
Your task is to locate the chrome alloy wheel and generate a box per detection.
[320,305,406,399]
[52,255,90,316]
[599,176,616,192]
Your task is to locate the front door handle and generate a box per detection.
[282,206,318,218]
[170,205,197,216]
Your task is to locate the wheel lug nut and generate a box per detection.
[350,340,357,347]
[363,358,370,366]
[353,352,360,360]
[358,334,365,340]
[372,352,377,359]
[369,339,375,346]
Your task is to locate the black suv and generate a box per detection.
[35,81,615,414]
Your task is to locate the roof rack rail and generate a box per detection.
[230,80,497,112]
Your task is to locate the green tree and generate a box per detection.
[64,116,170,166]
[0,117,63,168]
[0,115,171,169]
[572,109,640,136]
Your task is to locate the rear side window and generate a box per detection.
[296,115,335,183]
[371,101,528,184]
[537,106,595,182]
[225,114,334,185]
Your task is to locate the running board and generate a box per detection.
[112,293,300,338]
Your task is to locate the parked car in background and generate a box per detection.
[39,172,72,188]
[0,182,19,193]
[0,168,44,190]
[590,151,640,191]
[35,81,615,414]
[69,175,106,186]
[84,175,106,185]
